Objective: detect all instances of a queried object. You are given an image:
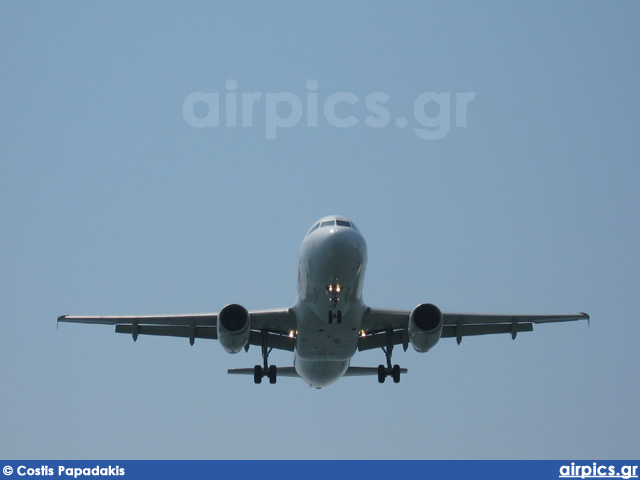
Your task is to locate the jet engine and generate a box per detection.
[217,304,251,354]
[408,303,443,353]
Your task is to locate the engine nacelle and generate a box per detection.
[217,304,250,354]
[409,303,443,353]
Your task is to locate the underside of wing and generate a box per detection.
[441,312,590,344]
[57,313,218,345]
[359,306,589,350]
[359,307,410,352]
[58,307,297,351]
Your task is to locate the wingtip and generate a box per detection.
[57,315,69,329]
[581,312,590,327]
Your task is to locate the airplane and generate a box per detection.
[58,215,589,388]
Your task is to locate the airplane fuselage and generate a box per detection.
[292,216,368,387]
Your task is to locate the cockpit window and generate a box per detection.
[308,218,359,236]
[309,223,320,235]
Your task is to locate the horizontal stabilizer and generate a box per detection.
[344,366,408,376]
[226,366,408,378]
[227,367,300,377]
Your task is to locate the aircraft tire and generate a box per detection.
[392,364,401,383]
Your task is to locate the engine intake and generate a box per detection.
[218,304,250,354]
[409,303,443,353]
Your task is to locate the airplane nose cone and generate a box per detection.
[299,221,368,303]
[322,227,367,266]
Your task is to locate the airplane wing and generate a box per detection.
[358,308,589,351]
[58,308,297,351]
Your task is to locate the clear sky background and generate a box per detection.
[1,2,638,459]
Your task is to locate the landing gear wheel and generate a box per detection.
[337,310,342,324]
[392,364,401,383]
[328,310,333,324]
[253,330,277,385]
[377,330,403,385]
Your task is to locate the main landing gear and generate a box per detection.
[254,331,277,384]
[378,330,401,384]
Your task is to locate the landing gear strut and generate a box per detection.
[378,329,401,384]
[254,330,277,384]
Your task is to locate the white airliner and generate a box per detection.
[58,215,589,388]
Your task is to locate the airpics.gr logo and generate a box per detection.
[559,463,638,479]
[183,79,475,140]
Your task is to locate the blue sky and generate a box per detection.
[1,2,638,459]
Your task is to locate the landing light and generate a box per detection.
[359,330,367,338]
[289,330,296,338]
